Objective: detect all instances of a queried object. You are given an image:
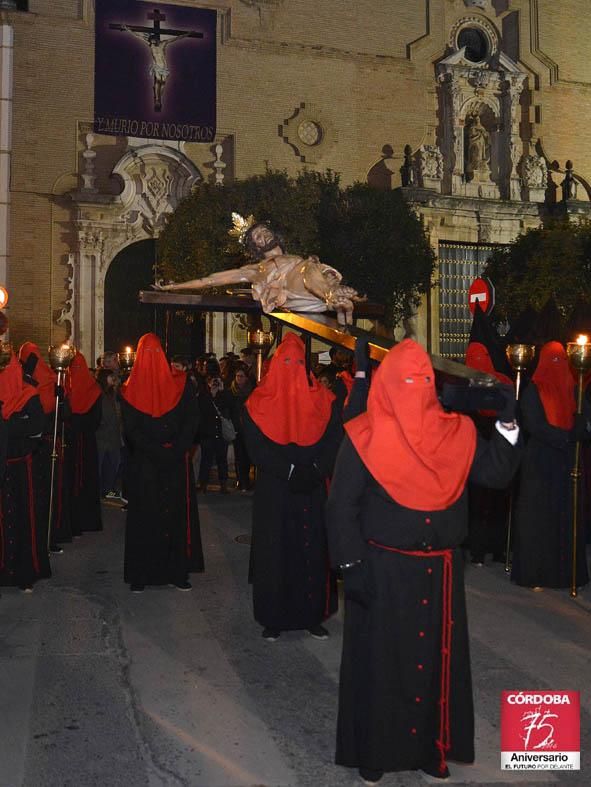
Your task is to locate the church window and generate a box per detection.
[457,27,489,63]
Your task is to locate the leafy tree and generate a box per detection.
[484,219,591,322]
[157,169,435,328]
[325,184,435,326]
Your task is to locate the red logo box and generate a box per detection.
[501,691,580,771]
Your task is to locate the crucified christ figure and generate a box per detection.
[154,220,366,326]
[120,25,193,112]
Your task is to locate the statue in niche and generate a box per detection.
[465,115,491,182]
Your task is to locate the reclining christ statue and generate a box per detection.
[154,214,365,325]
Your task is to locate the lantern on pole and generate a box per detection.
[566,334,591,598]
[46,344,76,552]
[247,328,275,383]
[503,342,536,573]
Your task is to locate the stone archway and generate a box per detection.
[66,142,203,362]
[104,239,156,357]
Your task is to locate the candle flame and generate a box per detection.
[576,334,589,346]
[124,346,132,354]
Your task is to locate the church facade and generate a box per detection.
[3,0,591,361]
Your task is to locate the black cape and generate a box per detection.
[122,381,203,587]
[243,404,342,631]
[0,396,48,587]
[326,429,521,775]
[68,397,102,534]
[512,384,589,588]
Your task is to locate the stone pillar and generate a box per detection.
[76,227,105,361]
[0,23,13,296]
[506,74,525,201]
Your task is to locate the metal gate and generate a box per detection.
[438,242,497,359]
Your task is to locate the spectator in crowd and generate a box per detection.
[95,369,122,500]
[326,346,353,376]
[97,350,121,376]
[197,374,234,494]
[239,347,256,380]
[222,355,240,387]
[229,363,255,491]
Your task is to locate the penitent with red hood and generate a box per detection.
[243,332,343,642]
[326,339,521,784]
[120,333,203,592]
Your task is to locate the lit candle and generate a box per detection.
[577,334,589,346]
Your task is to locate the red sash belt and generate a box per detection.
[368,539,453,777]
[184,452,192,559]
[6,453,40,575]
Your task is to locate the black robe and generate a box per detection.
[0,396,48,587]
[467,414,511,562]
[68,397,102,534]
[243,404,342,631]
[512,384,590,588]
[52,414,74,545]
[30,412,55,574]
[122,382,203,587]
[326,429,521,775]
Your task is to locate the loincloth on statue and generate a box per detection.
[149,65,170,80]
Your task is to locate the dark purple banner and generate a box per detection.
[94,0,216,142]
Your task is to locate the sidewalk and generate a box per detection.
[0,493,589,786]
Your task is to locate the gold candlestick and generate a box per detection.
[566,335,591,598]
[505,343,536,399]
[247,328,275,383]
[503,343,537,573]
[47,344,76,553]
[118,346,136,372]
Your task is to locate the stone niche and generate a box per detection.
[436,15,526,201]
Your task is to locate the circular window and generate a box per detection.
[457,27,489,62]
[297,120,323,147]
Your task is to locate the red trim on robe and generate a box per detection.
[368,539,454,776]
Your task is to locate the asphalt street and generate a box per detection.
[1,492,590,787]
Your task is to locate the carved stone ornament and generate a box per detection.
[417,145,443,181]
[279,102,337,164]
[520,154,547,190]
[56,254,76,341]
[67,144,203,362]
[113,145,201,235]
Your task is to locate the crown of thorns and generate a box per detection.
[228,212,257,245]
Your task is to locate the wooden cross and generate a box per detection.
[109,7,203,42]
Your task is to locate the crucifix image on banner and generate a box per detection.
[95,0,216,143]
[112,9,203,113]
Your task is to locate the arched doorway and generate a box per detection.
[104,240,155,356]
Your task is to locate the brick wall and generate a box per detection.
[5,0,591,349]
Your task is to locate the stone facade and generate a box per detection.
[2,0,591,359]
